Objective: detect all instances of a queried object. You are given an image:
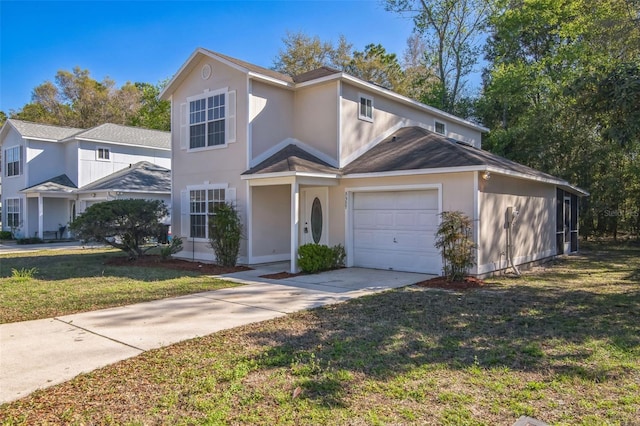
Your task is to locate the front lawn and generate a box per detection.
[0,248,242,323]
[1,243,639,425]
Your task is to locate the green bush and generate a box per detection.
[298,243,346,273]
[160,237,183,260]
[434,211,476,282]
[209,202,243,267]
[0,231,13,240]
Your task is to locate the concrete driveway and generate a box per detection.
[0,264,431,404]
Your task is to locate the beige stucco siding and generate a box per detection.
[326,172,475,272]
[250,81,294,161]
[169,55,250,260]
[293,81,339,161]
[250,185,291,261]
[340,83,482,165]
[478,174,556,274]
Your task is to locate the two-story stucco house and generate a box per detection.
[0,119,171,239]
[160,48,586,276]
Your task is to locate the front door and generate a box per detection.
[302,187,328,246]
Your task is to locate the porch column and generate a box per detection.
[290,181,299,273]
[38,195,44,239]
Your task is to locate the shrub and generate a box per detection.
[0,231,13,240]
[209,202,243,267]
[298,243,346,273]
[434,211,476,282]
[160,237,183,260]
[70,199,168,259]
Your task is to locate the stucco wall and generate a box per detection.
[250,185,291,260]
[478,174,556,274]
[250,81,294,161]
[325,172,475,273]
[340,83,482,166]
[169,55,249,260]
[293,81,339,161]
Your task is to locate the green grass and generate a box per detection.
[1,242,639,425]
[0,248,241,323]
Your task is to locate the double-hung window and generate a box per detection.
[358,94,374,122]
[5,198,21,228]
[190,93,226,149]
[5,146,22,177]
[189,188,226,239]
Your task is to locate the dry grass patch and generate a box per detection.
[1,242,639,425]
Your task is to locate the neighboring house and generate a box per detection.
[0,120,171,239]
[160,48,586,276]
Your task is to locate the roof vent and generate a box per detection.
[392,136,397,142]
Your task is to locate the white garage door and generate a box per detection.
[353,190,441,274]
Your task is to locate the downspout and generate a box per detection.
[506,206,521,276]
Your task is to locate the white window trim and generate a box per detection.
[358,93,374,122]
[96,146,111,161]
[4,145,22,177]
[435,120,446,135]
[5,197,22,229]
[181,183,236,242]
[185,87,236,152]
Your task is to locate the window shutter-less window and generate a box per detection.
[180,103,188,150]
[227,90,236,143]
[180,190,189,237]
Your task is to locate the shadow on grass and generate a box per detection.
[246,247,640,408]
[0,251,201,282]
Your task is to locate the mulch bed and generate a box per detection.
[414,276,486,290]
[105,255,251,275]
[259,271,304,279]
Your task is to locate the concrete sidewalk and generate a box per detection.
[0,265,431,404]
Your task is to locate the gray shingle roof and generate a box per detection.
[7,119,83,141]
[204,49,295,84]
[74,124,170,149]
[243,127,584,194]
[21,174,77,193]
[343,127,563,182]
[78,161,170,193]
[293,67,341,83]
[243,144,340,175]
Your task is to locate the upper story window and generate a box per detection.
[190,93,226,149]
[96,147,111,161]
[435,121,446,135]
[4,146,22,177]
[359,94,374,122]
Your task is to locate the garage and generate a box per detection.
[352,189,441,274]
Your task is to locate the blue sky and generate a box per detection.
[0,0,418,114]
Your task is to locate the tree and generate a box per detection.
[386,0,492,114]
[0,111,7,128]
[347,44,406,91]
[273,31,352,76]
[70,199,168,259]
[127,81,171,131]
[478,0,640,238]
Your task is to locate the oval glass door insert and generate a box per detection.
[311,197,323,243]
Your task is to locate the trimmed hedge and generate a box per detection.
[298,243,346,274]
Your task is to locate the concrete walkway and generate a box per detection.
[0,264,431,404]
